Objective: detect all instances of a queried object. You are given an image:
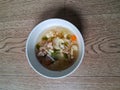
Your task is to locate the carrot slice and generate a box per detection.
[71,35,77,41]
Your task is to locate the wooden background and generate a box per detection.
[0,0,120,90]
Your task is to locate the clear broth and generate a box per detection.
[35,26,79,71]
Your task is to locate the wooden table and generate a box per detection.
[0,0,120,90]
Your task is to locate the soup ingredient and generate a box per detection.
[70,45,78,59]
[71,35,77,41]
[36,44,40,50]
[35,26,79,71]
[42,36,48,40]
[53,37,64,49]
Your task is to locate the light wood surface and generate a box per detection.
[0,0,120,90]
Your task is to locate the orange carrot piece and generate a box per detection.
[71,35,77,41]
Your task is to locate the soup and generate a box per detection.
[35,26,79,71]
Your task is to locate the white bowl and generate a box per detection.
[26,18,85,79]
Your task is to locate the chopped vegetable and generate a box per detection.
[64,53,68,59]
[42,36,48,40]
[53,37,64,49]
[67,34,71,39]
[51,52,59,60]
[51,50,65,60]
[71,35,77,41]
[54,49,60,52]
[47,54,55,62]
[63,42,68,46]
[36,44,40,50]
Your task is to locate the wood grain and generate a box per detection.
[0,76,120,90]
[0,0,120,90]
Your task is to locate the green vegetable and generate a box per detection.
[54,49,60,52]
[36,44,40,50]
[67,34,71,39]
[51,49,61,60]
[51,52,59,60]
[42,36,48,40]
[64,53,68,59]
[64,42,68,46]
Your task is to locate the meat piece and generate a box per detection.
[47,42,53,49]
[37,47,47,56]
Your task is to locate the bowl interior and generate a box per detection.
[26,19,84,79]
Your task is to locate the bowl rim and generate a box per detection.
[26,18,85,79]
